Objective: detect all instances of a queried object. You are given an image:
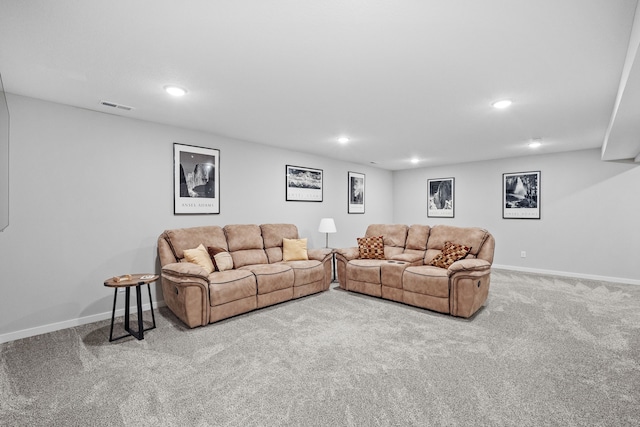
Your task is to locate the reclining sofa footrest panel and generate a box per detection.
[450,272,491,318]
[347,280,382,297]
[402,266,449,298]
[381,285,403,302]
[403,290,450,314]
[281,260,325,287]
[161,280,208,328]
[347,259,384,284]
[257,287,294,308]
[210,296,257,323]
[241,264,294,294]
[209,270,257,305]
[293,279,324,299]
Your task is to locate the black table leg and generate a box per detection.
[147,283,156,329]
[108,283,156,342]
[109,289,118,342]
[124,287,131,333]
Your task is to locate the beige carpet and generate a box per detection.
[1,270,639,426]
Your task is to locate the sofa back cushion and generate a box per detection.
[403,224,431,258]
[224,224,268,268]
[425,225,492,265]
[260,224,299,263]
[365,224,408,258]
[160,226,228,264]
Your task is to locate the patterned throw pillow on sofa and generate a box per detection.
[429,241,471,269]
[357,235,385,260]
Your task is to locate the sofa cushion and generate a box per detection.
[429,241,471,269]
[405,225,430,250]
[365,224,408,248]
[224,224,268,268]
[261,224,299,263]
[283,238,309,261]
[403,266,450,297]
[357,236,385,259]
[164,226,227,260]
[183,244,215,274]
[427,225,488,257]
[224,224,264,251]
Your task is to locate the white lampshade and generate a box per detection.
[318,218,337,233]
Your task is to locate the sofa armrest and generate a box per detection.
[334,247,359,262]
[161,262,210,281]
[160,262,211,328]
[448,259,491,276]
[307,247,333,262]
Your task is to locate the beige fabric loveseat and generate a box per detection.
[158,224,333,328]
[335,224,495,318]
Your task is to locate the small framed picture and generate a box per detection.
[173,143,220,214]
[503,171,540,219]
[427,177,455,218]
[286,165,323,202]
[348,171,365,214]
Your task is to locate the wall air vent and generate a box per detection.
[100,100,134,111]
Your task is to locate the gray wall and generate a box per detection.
[393,149,640,282]
[2,94,639,342]
[0,95,392,341]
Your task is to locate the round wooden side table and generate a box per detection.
[104,273,159,342]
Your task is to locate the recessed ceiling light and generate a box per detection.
[528,138,542,148]
[492,99,512,109]
[164,85,187,96]
[410,157,420,164]
[337,136,350,144]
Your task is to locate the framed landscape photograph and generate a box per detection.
[348,171,365,214]
[427,177,455,218]
[286,165,323,202]
[174,143,220,214]
[503,171,540,219]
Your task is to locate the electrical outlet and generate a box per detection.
[520,251,526,258]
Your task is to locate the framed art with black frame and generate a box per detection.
[348,171,365,214]
[173,143,220,214]
[286,165,323,202]
[427,177,454,218]
[503,171,540,219]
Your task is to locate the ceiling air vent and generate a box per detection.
[100,100,134,111]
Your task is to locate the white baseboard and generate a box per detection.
[492,264,640,286]
[0,301,166,344]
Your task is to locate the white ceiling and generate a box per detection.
[1,0,639,170]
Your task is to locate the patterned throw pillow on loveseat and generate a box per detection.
[429,241,471,269]
[357,235,385,260]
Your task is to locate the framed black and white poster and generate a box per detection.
[286,165,323,202]
[174,143,220,214]
[427,177,454,218]
[348,171,365,214]
[503,171,540,219]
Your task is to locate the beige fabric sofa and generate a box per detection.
[335,224,495,318]
[158,224,333,328]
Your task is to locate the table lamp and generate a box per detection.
[318,218,337,248]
